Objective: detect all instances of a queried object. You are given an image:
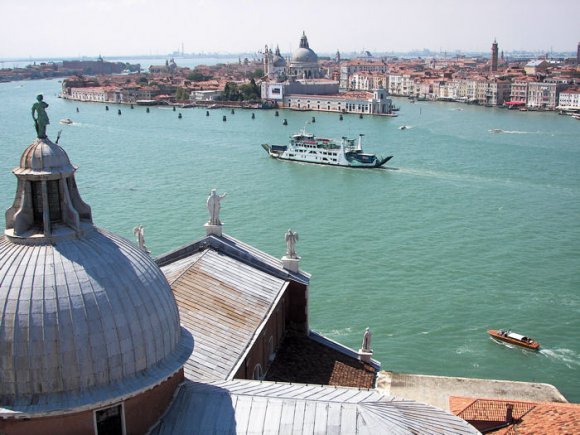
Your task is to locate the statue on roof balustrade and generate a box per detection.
[284,229,299,259]
[207,189,227,225]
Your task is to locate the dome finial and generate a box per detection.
[299,31,309,49]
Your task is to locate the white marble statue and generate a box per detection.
[207,189,227,225]
[133,225,150,253]
[284,229,299,258]
[362,327,372,352]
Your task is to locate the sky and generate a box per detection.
[1,0,579,59]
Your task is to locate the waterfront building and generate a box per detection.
[527,82,566,109]
[190,89,222,102]
[475,79,511,106]
[62,56,127,75]
[508,80,530,105]
[558,86,580,110]
[454,79,479,103]
[283,89,392,114]
[388,73,416,96]
[350,71,388,91]
[339,58,389,91]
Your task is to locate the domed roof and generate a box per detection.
[291,32,318,65]
[1,127,188,414]
[292,48,318,64]
[0,226,185,413]
[272,46,286,67]
[15,138,75,177]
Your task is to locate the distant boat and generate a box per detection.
[59,118,73,125]
[489,128,504,134]
[262,127,393,169]
[488,329,540,350]
[399,125,408,130]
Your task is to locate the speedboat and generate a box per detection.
[262,128,393,168]
[489,128,504,134]
[59,118,73,125]
[488,329,540,350]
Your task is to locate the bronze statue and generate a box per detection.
[32,94,50,138]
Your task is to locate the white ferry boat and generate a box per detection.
[262,129,393,168]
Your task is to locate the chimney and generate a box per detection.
[506,403,514,423]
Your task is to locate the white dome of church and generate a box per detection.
[1,135,186,414]
[291,32,318,65]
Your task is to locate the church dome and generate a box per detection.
[272,54,286,67]
[1,135,188,415]
[292,48,318,64]
[0,228,184,412]
[291,32,318,65]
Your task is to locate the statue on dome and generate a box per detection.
[32,94,50,139]
[207,189,227,225]
[284,229,299,258]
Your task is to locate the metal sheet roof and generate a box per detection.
[150,379,479,434]
[161,248,288,381]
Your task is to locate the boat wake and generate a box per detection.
[539,348,580,369]
[488,129,538,134]
[317,327,352,337]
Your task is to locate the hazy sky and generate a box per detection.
[1,0,579,59]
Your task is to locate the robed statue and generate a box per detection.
[133,225,150,253]
[32,94,50,138]
[284,229,299,259]
[361,327,372,352]
[207,189,227,225]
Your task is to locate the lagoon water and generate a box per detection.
[1,79,579,401]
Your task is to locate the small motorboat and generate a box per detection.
[399,125,408,130]
[489,128,504,134]
[488,329,540,350]
[59,118,73,125]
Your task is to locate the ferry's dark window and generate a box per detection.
[95,404,124,435]
[272,88,281,94]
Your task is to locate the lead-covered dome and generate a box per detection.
[0,228,183,411]
[291,32,318,65]
[1,135,188,414]
[17,138,75,176]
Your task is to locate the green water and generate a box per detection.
[1,79,579,401]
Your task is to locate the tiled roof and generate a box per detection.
[450,396,580,434]
[265,330,376,389]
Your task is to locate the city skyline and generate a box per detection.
[1,0,579,59]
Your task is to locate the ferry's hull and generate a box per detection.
[262,144,392,168]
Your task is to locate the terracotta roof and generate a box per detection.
[265,330,376,389]
[450,396,580,434]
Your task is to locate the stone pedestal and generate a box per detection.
[204,223,222,237]
[282,256,300,273]
[358,349,373,363]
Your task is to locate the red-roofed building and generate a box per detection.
[450,396,580,434]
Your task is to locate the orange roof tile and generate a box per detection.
[450,397,580,435]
